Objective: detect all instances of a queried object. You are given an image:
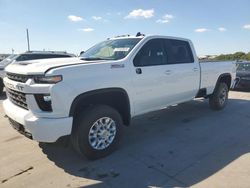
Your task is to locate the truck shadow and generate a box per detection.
[232,88,250,93]
[39,97,250,188]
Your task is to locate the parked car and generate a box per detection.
[0,51,75,94]
[233,61,250,90]
[3,34,236,159]
[0,54,18,94]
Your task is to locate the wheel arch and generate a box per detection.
[69,88,131,126]
[215,73,232,90]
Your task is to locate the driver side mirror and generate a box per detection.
[80,51,85,56]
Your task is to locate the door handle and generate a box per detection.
[165,70,172,75]
[136,68,142,74]
[193,68,199,72]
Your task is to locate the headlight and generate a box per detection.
[34,75,62,84]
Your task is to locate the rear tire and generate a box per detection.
[209,82,229,110]
[71,105,123,160]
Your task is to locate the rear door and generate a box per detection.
[162,39,200,103]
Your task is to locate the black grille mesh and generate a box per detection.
[6,88,28,110]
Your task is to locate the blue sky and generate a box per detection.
[0,0,250,56]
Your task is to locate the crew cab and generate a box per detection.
[3,34,236,159]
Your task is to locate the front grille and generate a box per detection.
[6,73,30,83]
[6,88,28,110]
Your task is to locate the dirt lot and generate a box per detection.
[1,90,250,188]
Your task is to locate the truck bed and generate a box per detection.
[200,61,236,94]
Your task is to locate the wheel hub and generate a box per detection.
[88,117,117,150]
[219,87,227,105]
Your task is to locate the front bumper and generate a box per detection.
[3,99,73,142]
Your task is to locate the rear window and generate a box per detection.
[164,39,194,64]
[16,54,72,61]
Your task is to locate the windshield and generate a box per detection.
[81,38,142,60]
[237,63,250,71]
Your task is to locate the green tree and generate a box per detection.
[246,52,250,61]
[233,52,246,60]
[214,51,250,61]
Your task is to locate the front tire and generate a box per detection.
[71,105,123,160]
[209,82,229,110]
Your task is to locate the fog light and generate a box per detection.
[34,94,52,112]
[43,95,51,102]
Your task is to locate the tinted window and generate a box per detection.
[16,54,71,61]
[133,39,166,67]
[37,54,71,59]
[164,39,194,64]
[16,54,40,61]
[237,63,250,71]
[53,54,72,58]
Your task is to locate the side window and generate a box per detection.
[164,39,194,64]
[133,39,166,67]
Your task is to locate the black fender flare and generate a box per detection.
[69,87,131,125]
[214,73,232,91]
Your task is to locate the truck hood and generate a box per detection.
[5,57,103,75]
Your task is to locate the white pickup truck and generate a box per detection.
[3,34,236,159]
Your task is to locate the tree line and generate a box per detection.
[214,52,250,61]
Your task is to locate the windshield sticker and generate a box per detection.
[114,48,130,52]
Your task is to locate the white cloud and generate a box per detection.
[78,28,94,32]
[195,28,209,33]
[125,9,154,19]
[68,15,83,22]
[218,27,227,32]
[243,24,250,29]
[92,16,102,21]
[156,14,174,24]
